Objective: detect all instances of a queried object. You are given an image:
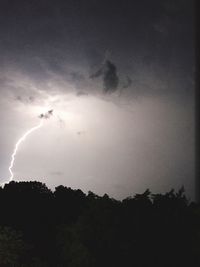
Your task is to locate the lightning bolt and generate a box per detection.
[2,120,44,186]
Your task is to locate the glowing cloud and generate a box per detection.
[7,120,44,184]
[4,108,55,186]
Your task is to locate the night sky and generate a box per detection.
[0,0,195,199]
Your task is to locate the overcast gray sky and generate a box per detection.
[0,0,195,199]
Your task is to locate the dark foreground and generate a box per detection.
[0,181,200,267]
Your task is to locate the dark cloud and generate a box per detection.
[0,0,193,100]
[90,68,103,79]
[39,110,53,119]
[0,0,195,199]
[90,60,119,93]
[86,49,106,70]
[15,95,35,104]
[103,61,119,93]
[70,71,85,82]
[76,91,88,97]
[122,76,132,89]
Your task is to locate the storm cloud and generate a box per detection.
[0,0,195,199]
[90,60,119,93]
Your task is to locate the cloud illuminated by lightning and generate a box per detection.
[3,120,44,186]
[0,109,54,187]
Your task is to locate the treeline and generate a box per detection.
[0,181,200,267]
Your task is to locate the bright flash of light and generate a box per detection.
[3,120,44,186]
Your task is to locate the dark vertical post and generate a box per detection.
[195,0,200,202]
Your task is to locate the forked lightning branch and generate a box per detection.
[1,110,53,187]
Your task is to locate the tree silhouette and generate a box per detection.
[0,226,28,267]
[0,181,200,267]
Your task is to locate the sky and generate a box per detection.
[0,0,195,199]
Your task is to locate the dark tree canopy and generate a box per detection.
[0,181,199,267]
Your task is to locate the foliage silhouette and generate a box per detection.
[0,181,200,267]
[0,226,29,267]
